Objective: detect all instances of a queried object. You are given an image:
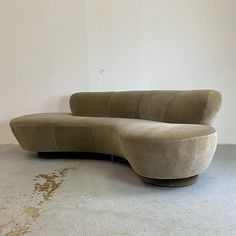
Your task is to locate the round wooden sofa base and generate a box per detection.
[139,175,199,187]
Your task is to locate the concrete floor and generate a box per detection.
[0,145,236,236]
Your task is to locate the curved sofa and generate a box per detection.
[10,90,222,186]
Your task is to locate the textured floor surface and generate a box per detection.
[0,144,236,236]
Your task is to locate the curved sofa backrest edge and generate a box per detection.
[69,90,222,125]
[202,90,222,125]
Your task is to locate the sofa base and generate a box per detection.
[139,175,198,187]
[38,152,128,163]
[38,151,109,160]
[38,152,198,187]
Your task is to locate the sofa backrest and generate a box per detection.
[70,90,222,125]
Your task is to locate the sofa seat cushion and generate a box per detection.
[10,113,217,179]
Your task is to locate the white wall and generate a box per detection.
[0,0,88,143]
[0,0,235,144]
[85,0,236,144]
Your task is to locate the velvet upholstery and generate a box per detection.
[10,90,222,183]
[70,90,221,125]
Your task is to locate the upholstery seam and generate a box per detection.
[164,93,177,122]
[13,124,216,143]
[91,128,99,152]
[52,126,59,151]
[138,92,146,119]
[189,139,199,174]
[108,92,115,117]
[120,132,217,143]
[88,126,126,158]
[116,132,127,158]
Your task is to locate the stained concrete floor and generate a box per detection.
[0,144,236,236]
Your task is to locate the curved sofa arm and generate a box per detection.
[70,90,222,125]
[164,90,222,125]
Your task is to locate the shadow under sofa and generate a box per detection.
[10,90,222,187]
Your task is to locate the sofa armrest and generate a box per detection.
[164,90,222,125]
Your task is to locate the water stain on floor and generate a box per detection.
[5,225,30,236]
[0,166,79,236]
[23,206,40,221]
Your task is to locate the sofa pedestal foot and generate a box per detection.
[139,175,198,187]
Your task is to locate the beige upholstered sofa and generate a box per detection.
[10,90,222,186]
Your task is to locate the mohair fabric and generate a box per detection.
[70,90,221,125]
[10,90,221,181]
